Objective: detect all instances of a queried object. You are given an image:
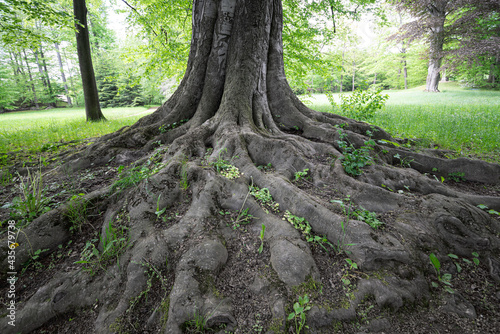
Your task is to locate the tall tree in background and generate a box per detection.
[391,0,500,92]
[73,0,106,121]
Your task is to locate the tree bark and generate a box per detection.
[22,49,39,109]
[352,59,356,91]
[73,0,106,121]
[54,42,73,106]
[425,3,446,92]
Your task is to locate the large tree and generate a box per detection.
[74,0,106,121]
[1,1,500,333]
[391,0,500,92]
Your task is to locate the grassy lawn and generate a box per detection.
[305,82,500,163]
[1,82,499,165]
[0,106,156,155]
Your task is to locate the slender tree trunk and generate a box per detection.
[425,4,446,92]
[352,59,356,91]
[39,45,54,97]
[23,49,39,109]
[33,49,49,90]
[403,61,408,89]
[373,73,377,85]
[401,41,408,89]
[55,42,73,106]
[73,0,106,121]
[63,48,77,106]
[340,47,345,93]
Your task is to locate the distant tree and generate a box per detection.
[390,0,500,92]
[73,0,106,121]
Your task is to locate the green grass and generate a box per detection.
[0,106,155,155]
[304,82,500,163]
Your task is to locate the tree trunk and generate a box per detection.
[425,4,446,92]
[33,49,49,93]
[352,59,356,91]
[55,42,73,106]
[74,0,106,121]
[340,47,345,92]
[39,45,54,97]
[2,1,500,333]
[23,49,39,109]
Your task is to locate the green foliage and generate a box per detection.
[393,153,414,168]
[329,88,389,122]
[477,204,500,216]
[3,167,51,224]
[159,119,188,133]
[229,208,254,230]
[330,196,357,254]
[257,163,273,172]
[112,156,164,193]
[65,193,89,233]
[208,149,240,180]
[75,221,129,276]
[258,224,266,254]
[284,210,333,251]
[249,185,279,213]
[353,207,384,229]
[287,294,311,334]
[447,172,465,183]
[179,156,189,190]
[21,248,49,275]
[429,253,454,294]
[336,128,375,176]
[294,168,309,182]
[0,0,74,48]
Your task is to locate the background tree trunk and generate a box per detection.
[425,2,447,92]
[54,42,72,106]
[22,49,39,109]
[73,0,106,121]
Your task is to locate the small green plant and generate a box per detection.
[20,248,49,275]
[257,163,273,171]
[210,149,241,179]
[75,221,129,275]
[336,128,374,176]
[128,260,169,313]
[353,207,384,229]
[429,253,454,293]
[159,119,188,133]
[5,166,51,224]
[112,158,164,193]
[477,204,500,216]
[328,88,389,122]
[283,211,333,251]
[331,196,357,254]
[462,252,480,266]
[249,185,279,212]
[229,208,254,230]
[287,294,311,334]
[155,194,168,222]
[183,309,210,333]
[393,153,414,168]
[258,224,266,254]
[65,193,89,233]
[180,157,189,190]
[294,168,309,182]
[447,172,465,183]
[0,169,13,186]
